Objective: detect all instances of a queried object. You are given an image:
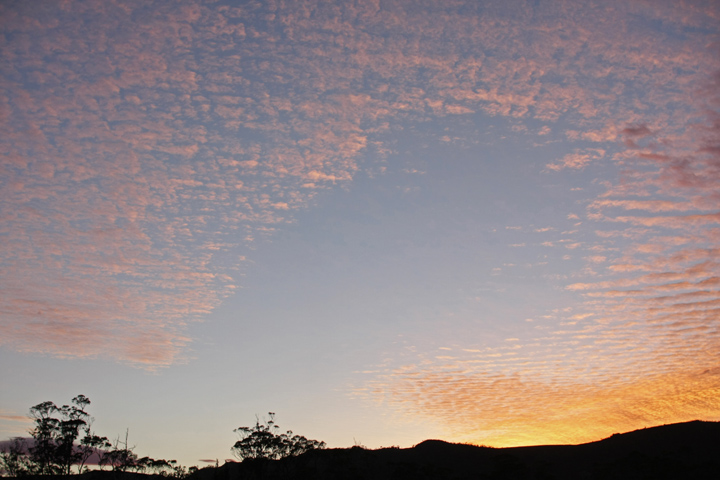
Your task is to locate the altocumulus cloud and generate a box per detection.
[0,0,718,418]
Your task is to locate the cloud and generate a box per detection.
[546,148,606,171]
[0,413,30,424]
[360,363,720,447]
[0,412,32,438]
[0,0,376,366]
[538,126,551,136]
[1,0,719,375]
[588,199,703,213]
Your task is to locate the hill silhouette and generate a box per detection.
[192,420,720,479]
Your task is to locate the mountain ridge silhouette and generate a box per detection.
[197,419,720,479]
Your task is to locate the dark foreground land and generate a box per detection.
[11,420,720,479]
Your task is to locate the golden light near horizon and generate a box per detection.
[1,0,719,465]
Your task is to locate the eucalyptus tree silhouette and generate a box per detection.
[27,395,109,475]
[231,413,326,461]
[0,395,192,477]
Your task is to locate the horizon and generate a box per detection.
[2,417,717,460]
[1,0,719,468]
[5,418,719,480]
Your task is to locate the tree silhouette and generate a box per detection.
[0,438,31,476]
[78,433,112,473]
[232,413,326,461]
[1,395,192,477]
[27,395,105,475]
[100,430,137,473]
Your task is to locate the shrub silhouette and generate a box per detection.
[231,412,325,461]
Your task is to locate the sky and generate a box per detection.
[1,0,719,467]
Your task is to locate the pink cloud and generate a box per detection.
[611,213,720,228]
[546,149,605,171]
[2,0,719,376]
[588,199,701,213]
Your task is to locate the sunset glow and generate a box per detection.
[1,0,719,466]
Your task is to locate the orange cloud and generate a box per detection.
[363,364,720,447]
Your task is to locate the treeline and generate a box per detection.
[1,396,327,478]
[0,396,194,478]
